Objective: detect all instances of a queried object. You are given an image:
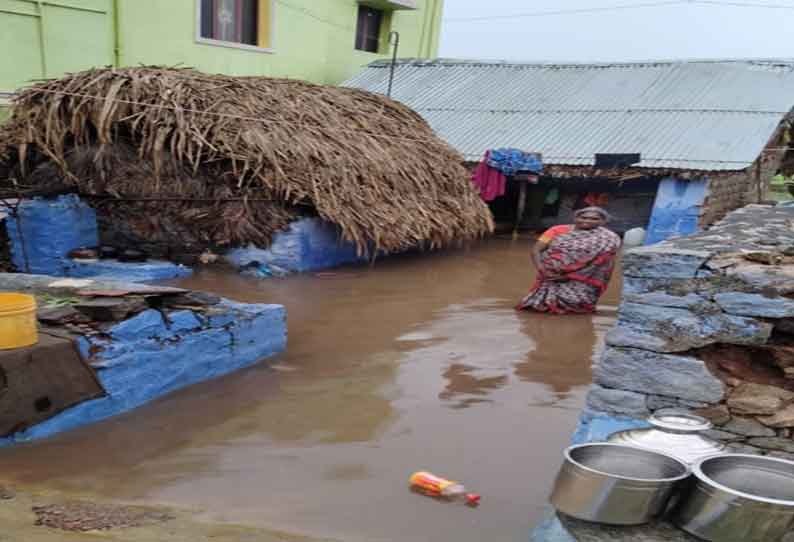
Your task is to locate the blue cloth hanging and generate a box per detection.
[486,149,543,176]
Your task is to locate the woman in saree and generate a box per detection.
[517,207,621,314]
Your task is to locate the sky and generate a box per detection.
[438,0,794,62]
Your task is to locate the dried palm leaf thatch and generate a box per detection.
[38,144,299,252]
[0,66,494,253]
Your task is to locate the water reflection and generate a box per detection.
[514,314,596,394]
[439,364,509,408]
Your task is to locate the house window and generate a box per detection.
[200,0,259,46]
[355,6,384,53]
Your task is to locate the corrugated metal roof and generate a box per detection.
[343,59,794,171]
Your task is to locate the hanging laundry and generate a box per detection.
[472,151,507,202]
[487,149,543,176]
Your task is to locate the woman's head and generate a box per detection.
[574,207,609,230]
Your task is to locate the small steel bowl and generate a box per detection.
[673,454,794,541]
[550,443,691,525]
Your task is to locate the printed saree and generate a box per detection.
[517,226,621,314]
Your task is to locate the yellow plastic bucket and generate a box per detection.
[0,293,38,350]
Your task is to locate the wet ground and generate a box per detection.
[0,237,621,542]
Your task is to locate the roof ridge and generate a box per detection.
[416,107,787,115]
[367,57,794,69]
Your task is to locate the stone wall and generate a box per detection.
[700,171,751,228]
[584,204,794,458]
[700,148,786,227]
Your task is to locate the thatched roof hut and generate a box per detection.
[0,67,493,255]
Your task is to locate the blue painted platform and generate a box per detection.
[0,300,286,446]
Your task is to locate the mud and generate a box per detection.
[0,486,333,542]
[0,237,620,542]
[32,501,173,532]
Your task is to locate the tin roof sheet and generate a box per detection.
[344,59,794,171]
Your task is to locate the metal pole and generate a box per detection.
[113,0,121,67]
[387,31,400,98]
[514,179,528,239]
[36,1,48,77]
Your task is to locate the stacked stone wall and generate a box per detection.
[586,204,794,458]
[700,170,751,227]
[700,147,786,227]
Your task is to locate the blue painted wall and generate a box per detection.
[645,177,708,245]
[6,195,191,282]
[7,195,99,275]
[0,300,286,445]
[226,218,364,276]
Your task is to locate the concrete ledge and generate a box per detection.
[66,259,192,282]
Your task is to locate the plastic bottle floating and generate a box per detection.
[409,472,481,506]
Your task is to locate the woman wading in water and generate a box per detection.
[517,207,621,314]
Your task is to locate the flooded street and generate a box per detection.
[0,238,621,542]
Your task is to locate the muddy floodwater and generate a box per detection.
[0,237,621,542]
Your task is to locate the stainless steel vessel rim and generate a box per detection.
[649,411,712,433]
[606,428,726,462]
[565,443,691,483]
[694,453,794,507]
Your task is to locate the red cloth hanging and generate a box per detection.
[471,151,507,202]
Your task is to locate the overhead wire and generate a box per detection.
[444,1,688,22]
[690,0,794,8]
[274,0,358,34]
[443,0,794,22]
[274,0,386,46]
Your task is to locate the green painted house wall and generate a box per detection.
[119,0,442,84]
[0,0,115,118]
[0,0,443,118]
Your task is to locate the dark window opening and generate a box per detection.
[200,0,258,46]
[355,6,384,53]
[34,397,52,413]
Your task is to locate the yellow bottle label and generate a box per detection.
[410,472,456,496]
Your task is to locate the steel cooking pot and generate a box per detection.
[672,453,794,542]
[550,442,691,525]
